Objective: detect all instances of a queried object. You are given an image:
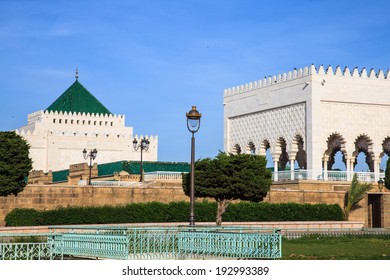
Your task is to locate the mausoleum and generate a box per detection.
[224,65,390,182]
[16,70,158,172]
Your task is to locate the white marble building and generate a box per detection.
[223,65,390,181]
[16,73,158,172]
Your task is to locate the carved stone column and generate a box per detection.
[323,155,329,181]
[373,156,380,182]
[273,160,279,181]
[290,157,296,180]
[346,157,354,181]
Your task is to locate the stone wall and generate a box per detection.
[0,182,187,226]
[268,180,390,228]
[0,181,389,228]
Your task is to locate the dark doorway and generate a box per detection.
[368,194,382,228]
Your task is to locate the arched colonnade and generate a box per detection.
[231,133,390,182]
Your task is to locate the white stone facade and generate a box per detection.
[224,65,390,181]
[16,110,158,172]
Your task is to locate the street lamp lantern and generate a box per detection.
[378,178,384,192]
[132,138,138,150]
[186,106,201,133]
[186,106,202,226]
[133,137,150,182]
[83,148,97,185]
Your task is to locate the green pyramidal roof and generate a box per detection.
[45,79,112,115]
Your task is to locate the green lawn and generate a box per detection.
[282,234,390,260]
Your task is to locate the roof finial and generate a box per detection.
[75,67,79,80]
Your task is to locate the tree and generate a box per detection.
[343,173,372,220]
[385,157,390,191]
[0,131,32,196]
[183,152,272,226]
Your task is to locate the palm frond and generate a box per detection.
[344,174,372,220]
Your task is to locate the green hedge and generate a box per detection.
[5,201,343,226]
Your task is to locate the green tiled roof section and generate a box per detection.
[127,161,190,174]
[46,80,112,115]
[52,169,69,182]
[98,161,127,176]
[98,161,190,176]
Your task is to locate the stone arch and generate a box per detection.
[259,139,273,167]
[353,134,374,172]
[259,139,271,156]
[232,144,242,155]
[324,132,347,170]
[276,137,289,170]
[246,141,256,155]
[382,137,390,157]
[381,136,390,171]
[292,135,307,169]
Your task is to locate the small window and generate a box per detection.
[71,120,74,124]
[65,119,68,124]
[53,119,56,123]
[94,121,96,125]
[88,121,91,125]
[111,122,114,126]
[83,120,85,124]
[77,120,79,124]
[59,119,62,124]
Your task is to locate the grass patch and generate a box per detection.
[282,234,390,260]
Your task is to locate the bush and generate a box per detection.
[5,201,344,226]
[5,208,43,226]
[385,157,390,191]
[224,202,343,222]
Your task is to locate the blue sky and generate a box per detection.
[0,0,389,167]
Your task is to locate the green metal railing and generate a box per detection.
[1,226,282,260]
[0,233,63,260]
[177,228,281,259]
[49,225,282,260]
[0,243,53,260]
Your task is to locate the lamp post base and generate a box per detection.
[189,216,195,226]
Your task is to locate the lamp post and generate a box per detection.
[378,178,384,192]
[186,106,202,226]
[82,148,97,185]
[133,137,150,182]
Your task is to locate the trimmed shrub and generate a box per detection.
[5,208,43,226]
[5,201,344,226]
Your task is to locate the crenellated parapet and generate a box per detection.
[224,65,390,97]
[133,135,158,142]
[43,109,124,119]
[21,109,128,131]
[40,110,125,126]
